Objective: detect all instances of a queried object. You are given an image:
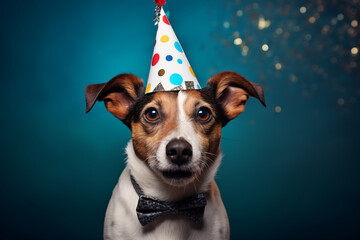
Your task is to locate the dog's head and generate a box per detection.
[85,71,265,186]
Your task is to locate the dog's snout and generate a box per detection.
[166,139,192,166]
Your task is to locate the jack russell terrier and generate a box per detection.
[85,71,266,240]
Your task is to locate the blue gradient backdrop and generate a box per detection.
[1,0,359,239]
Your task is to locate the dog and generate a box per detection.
[85,71,266,240]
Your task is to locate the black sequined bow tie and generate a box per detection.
[130,174,207,226]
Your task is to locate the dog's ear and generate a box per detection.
[206,71,266,123]
[85,73,144,121]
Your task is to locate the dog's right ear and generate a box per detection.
[85,73,144,121]
[205,71,266,126]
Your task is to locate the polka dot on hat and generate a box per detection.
[174,41,183,53]
[189,66,196,78]
[158,69,165,76]
[166,55,173,61]
[160,35,169,43]
[152,53,160,66]
[163,15,170,25]
[145,83,151,94]
[170,73,183,86]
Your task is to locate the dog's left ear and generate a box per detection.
[206,71,266,123]
[85,73,144,122]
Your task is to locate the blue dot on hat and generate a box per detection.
[166,55,173,61]
[174,41,183,53]
[177,59,183,64]
[170,73,183,86]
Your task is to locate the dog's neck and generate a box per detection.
[126,140,222,202]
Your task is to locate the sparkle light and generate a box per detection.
[321,25,330,35]
[337,98,345,106]
[290,75,298,83]
[351,47,358,55]
[337,13,344,21]
[233,31,240,37]
[275,106,282,113]
[331,18,337,25]
[258,16,271,30]
[236,10,243,17]
[234,38,243,45]
[275,27,283,35]
[262,44,269,51]
[348,28,355,35]
[309,17,316,24]
[300,6,307,14]
[351,20,358,28]
[241,46,249,56]
[214,0,360,109]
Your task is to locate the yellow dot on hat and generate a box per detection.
[145,83,151,94]
[160,35,169,43]
[189,66,196,78]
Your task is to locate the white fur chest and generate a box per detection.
[103,143,229,240]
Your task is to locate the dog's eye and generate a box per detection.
[197,107,212,123]
[144,108,160,122]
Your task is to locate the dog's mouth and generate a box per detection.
[162,169,193,179]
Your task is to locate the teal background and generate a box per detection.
[1,0,359,239]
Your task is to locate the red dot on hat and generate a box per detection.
[152,53,160,66]
[163,15,170,25]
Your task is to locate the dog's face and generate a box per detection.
[130,90,222,186]
[85,72,265,186]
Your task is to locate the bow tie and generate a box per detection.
[130,175,207,226]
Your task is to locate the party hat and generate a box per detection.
[145,3,201,94]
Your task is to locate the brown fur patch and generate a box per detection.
[221,87,249,120]
[104,92,133,120]
[131,92,179,163]
[183,90,222,161]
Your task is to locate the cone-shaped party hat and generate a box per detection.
[145,4,201,94]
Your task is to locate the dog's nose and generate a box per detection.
[166,139,192,166]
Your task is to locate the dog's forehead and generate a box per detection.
[130,90,217,123]
[147,90,215,109]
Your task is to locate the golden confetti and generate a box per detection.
[351,20,358,28]
[236,10,243,17]
[351,47,358,55]
[258,16,271,30]
[262,44,269,51]
[234,38,243,45]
